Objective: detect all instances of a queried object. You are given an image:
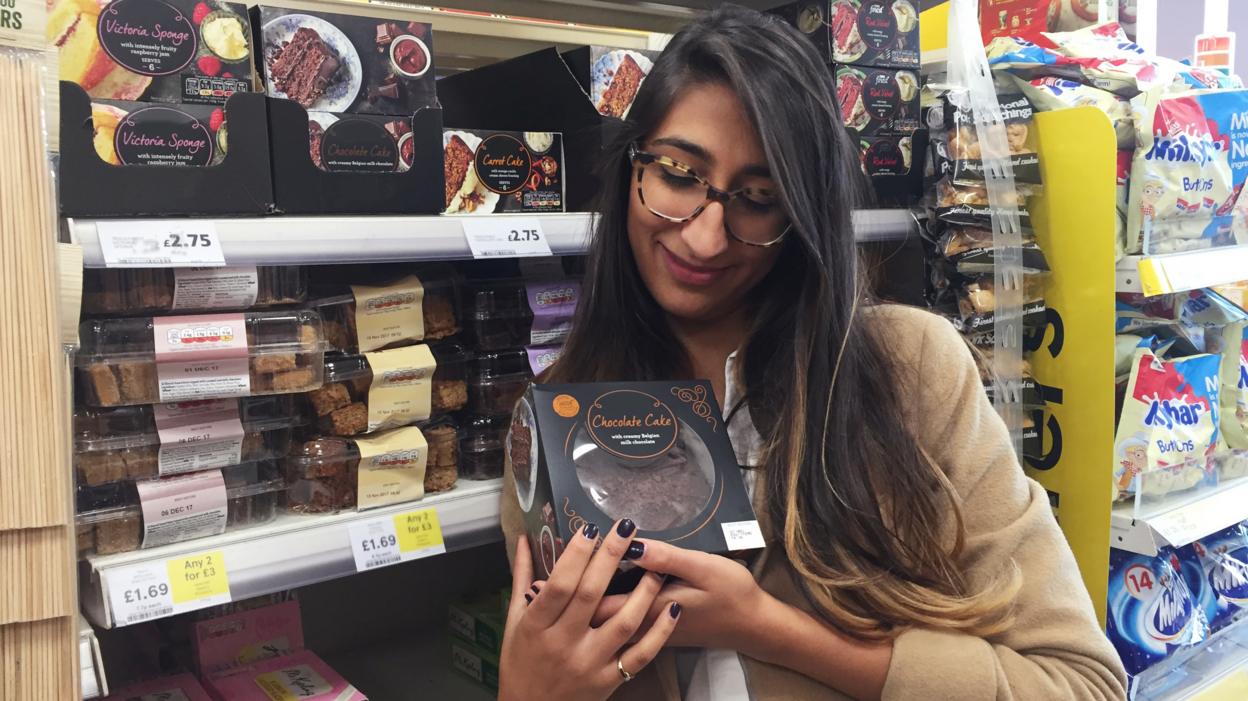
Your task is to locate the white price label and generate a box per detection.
[105,551,231,627]
[348,507,446,573]
[98,221,225,268]
[720,520,766,551]
[461,217,553,259]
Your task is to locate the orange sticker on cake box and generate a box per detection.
[153,313,251,402]
[552,394,579,417]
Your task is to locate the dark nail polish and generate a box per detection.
[583,523,599,540]
[616,519,636,537]
[669,602,682,619]
[524,593,533,604]
[531,585,540,596]
[625,542,645,560]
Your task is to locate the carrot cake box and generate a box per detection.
[561,46,660,119]
[507,381,763,579]
[253,5,436,116]
[442,129,565,214]
[51,0,256,105]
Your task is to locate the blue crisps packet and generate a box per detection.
[1108,547,1209,696]
[1180,523,1248,633]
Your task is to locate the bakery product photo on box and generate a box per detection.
[254,5,436,115]
[507,380,763,579]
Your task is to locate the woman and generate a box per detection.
[498,6,1127,700]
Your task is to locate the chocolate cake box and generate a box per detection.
[561,46,660,119]
[253,5,436,116]
[51,0,256,106]
[306,112,414,173]
[835,65,919,136]
[443,129,565,214]
[772,0,920,69]
[508,381,763,579]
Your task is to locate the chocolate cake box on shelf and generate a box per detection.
[306,112,414,173]
[508,381,763,580]
[442,129,565,214]
[771,0,920,69]
[50,0,256,105]
[252,5,436,116]
[560,46,660,119]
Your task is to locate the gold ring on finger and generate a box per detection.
[617,656,635,683]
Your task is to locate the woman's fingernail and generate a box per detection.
[669,602,682,619]
[625,541,645,560]
[616,519,636,537]
[583,523,599,540]
[524,593,533,604]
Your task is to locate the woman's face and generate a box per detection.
[628,81,786,325]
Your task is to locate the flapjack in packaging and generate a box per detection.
[507,381,762,579]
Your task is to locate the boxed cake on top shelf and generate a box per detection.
[508,381,763,579]
[253,5,436,115]
[771,0,920,69]
[51,0,256,105]
[560,46,660,119]
[443,129,565,214]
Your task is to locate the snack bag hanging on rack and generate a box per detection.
[937,226,1050,274]
[1178,523,1248,634]
[1107,546,1209,696]
[945,88,1043,188]
[1126,88,1248,255]
[1113,348,1221,501]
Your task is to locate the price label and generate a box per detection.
[98,221,226,268]
[348,507,446,573]
[461,217,553,259]
[105,550,232,627]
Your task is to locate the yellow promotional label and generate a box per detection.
[394,507,444,554]
[365,344,435,432]
[254,665,332,701]
[1137,258,1169,297]
[166,550,229,605]
[1,0,45,52]
[351,275,425,351]
[1028,108,1119,625]
[355,425,428,510]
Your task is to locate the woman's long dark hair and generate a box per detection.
[546,5,1018,638]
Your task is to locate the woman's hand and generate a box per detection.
[591,539,770,652]
[499,521,683,701]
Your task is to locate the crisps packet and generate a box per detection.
[938,226,1049,274]
[1113,349,1221,501]
[934,178,1033,231]
[1107,546,1209,697]
[955,273,1047,333]
[1008,74,1135,148]
[1179,523,1248,633]
[945,88,1043,187]
[1126,88,1248,255]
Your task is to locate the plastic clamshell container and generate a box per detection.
[306,343,469,436]
[82,267,308,316]
[285,416,461,514]
[460,414,508,480]
[467,349,533,416]
[311,266,461,354]
[76,310,324,407]
[464,278,579,351]
[73,397,302,486]
[74,462,285,558]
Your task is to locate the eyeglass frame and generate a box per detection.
[627,144,792,248]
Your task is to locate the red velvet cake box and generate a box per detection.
[771,1,919,69]
[253,5,436,116]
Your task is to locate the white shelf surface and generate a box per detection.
[1110,478,1248,556]
[79,615,106,699]
[1117,246,1248,296]
[81,479,504,629]
[68,209,918,268]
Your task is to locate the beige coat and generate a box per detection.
[501,305,1128,700]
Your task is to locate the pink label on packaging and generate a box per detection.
[193,600,304,677]
[154,313,251,402]
[526,345,563,376]
[205,650,368,701]
[154,401,245,475]
[137,470,228,548]
[525,281,578,345]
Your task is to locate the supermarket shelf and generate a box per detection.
[1117,246,1248,296]
[69,210,914,267]
[79,615,106,699]
[81,479,504,628]
[1110,478,1248,556]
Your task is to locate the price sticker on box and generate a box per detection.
[461,217,553,259]
[105,550,232,627]
[349,507,446,572]
[98,221,226,268]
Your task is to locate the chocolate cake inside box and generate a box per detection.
[510,381,761,578]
